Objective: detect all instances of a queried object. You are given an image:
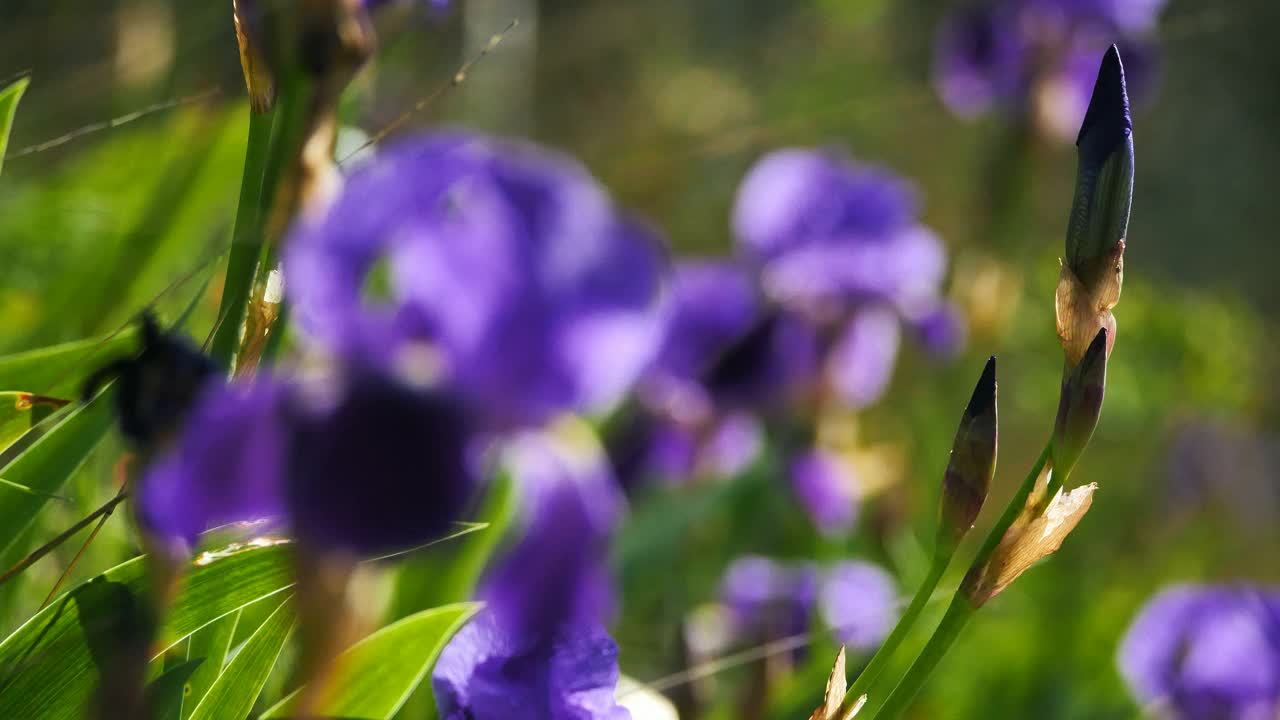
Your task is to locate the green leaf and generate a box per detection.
[0,388,114,556]
[0,541,294,720]
[0,329,139,399]
[188,597,293,720]
[145,657,204,720]
[181,611,239,720]
[0,391,70,455]
[260,602,481,720]
[0,75,29,177]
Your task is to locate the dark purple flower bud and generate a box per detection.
[285,133,668,430]
[1064,45,1133,296]
[789,449,859,536]
[1119,585,1280,719]
[481,426,624,644]
[817,562,898,651]
[1052,328,1108,477]
[937,356,998,549]
[433,611,631,720]
[731,148,945,318]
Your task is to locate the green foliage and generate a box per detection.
[0,541,293,719]
[187,597,293,720]
[146,658,205,720]
[0,329,138,399]
[261,602,481,720]
[0,388,113,556]
[0,76,28,177]
[180,611,240,720]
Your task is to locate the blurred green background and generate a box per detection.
[0,1,1277,718]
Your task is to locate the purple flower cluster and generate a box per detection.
[142,132,666,719]
[719,555,898,652]
[1119,585,1280,719]
[934,0,1164,138]
[615,147,959,535]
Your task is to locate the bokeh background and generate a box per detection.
[0,1,1277,718]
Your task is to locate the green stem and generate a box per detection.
[968,442,1050,574]
[209,109,274,367]
[840,551,950,712]
[871,596,977,720]
[862,442,1051,717]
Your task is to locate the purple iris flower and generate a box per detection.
[732,148,945,321]
[1119,585,1280,719]
[721,556,819,645]
[140,366,478,557]
[933,0,1164,138]
[285,132,668,430]
[433,430,632,720]
[720,556,898,652]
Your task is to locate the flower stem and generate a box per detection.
[840,551,950,713]
[864,442,1051,717]
[209,109,275,367]
[871,595,977,720]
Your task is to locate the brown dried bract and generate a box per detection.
[964,478,1098,607]
[1055,240,1123,366]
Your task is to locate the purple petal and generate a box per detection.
[482,430,624,643]
[789,449,858,535]
[285,132,667,429]
[139,378,288,548]
[818,562,898,650]
[651,260,760,382]
[433,611,631,720]
[286,368,479,555]
[826,307,901,410]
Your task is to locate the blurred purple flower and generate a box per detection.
[433,612,631,720]
[285,132,668,430]
[482,429,624,643]
[1165,420,1280,528]
[732,148,945,319]
[720,556,899,652]
[909,302,968,358]
[140,367,478,557]
[721,556,819,644]
[818,562,898,650]
[933,0,1164,137]
[788,449,858,536]
[826,307,901,410]
[434,428,631,719]
[1119,585,1280,719]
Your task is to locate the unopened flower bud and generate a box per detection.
[1053,328,1108,478]
[1056,45,1132,365]
[937,356,998,549]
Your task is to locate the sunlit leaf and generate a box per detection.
[0,541,294,720]
[187,597,293,720]
[0,329,139,399]
[145,658,204,720]
[0,391,70,455]
[0,389,114,556]
[180,611,239,720]
[0,75,29,177]
[260,602,481,720]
